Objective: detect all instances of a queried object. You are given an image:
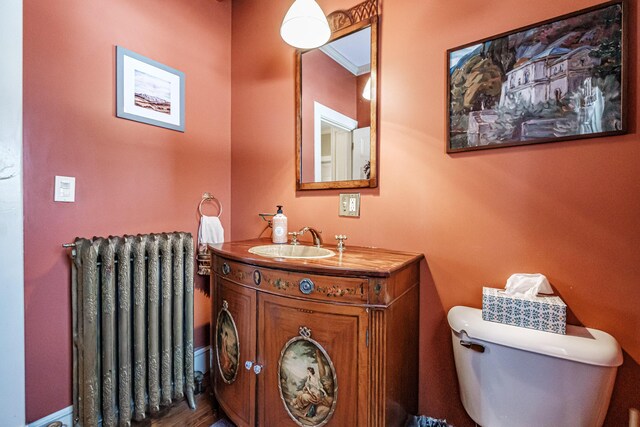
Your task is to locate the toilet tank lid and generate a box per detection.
[448,306,623,367]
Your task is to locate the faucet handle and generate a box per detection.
[335,235,348,252]
[288,231,300,245]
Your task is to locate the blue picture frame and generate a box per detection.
[116,46,185,132]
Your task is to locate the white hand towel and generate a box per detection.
[198,215,224,247]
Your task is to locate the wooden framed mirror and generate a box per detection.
[296,0,378,190]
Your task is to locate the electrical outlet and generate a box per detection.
[339,193,360,217]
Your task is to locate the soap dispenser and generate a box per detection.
[272,205,288,244]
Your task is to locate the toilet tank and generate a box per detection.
[448,306,622,427]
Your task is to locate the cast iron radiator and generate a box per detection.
[70,232,196,426]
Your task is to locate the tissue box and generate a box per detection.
[482,287,566,334]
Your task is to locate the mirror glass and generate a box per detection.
[296,19,377,190]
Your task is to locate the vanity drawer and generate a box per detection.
[213,257,368,304]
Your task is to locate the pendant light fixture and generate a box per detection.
[280,0,331,49]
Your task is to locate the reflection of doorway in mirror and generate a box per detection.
[314,102,357,182]
[321,121,353,181]
[319,123,371,181]
[352,127,370,179]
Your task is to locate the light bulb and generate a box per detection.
[362,76,372,101]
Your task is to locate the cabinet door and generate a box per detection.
[258,292,369,426]
[213,278,257,427]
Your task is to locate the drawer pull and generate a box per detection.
[253,269,262,286]
[222,263,231,275]
[299,278,315,295]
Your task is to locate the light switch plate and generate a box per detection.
[54,175,76,202]
[339,193,360,217]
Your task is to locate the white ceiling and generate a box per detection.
[320,27,371,76]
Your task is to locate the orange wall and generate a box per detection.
[231,0,639,425]
[23,0,230,422]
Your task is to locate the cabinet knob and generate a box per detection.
[222,263,231,275]
[299,278,315,295]
[244,361,253,370]
[253,364,263,375]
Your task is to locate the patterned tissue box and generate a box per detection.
[482,287,567,334]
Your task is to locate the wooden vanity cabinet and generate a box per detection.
[210,239,422,427]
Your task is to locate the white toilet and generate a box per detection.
[448,306,623,427]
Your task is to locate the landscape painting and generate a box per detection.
[447,1,625,152]
[116,46,185,132]
[134,70,172,115]
[278,335,337,427]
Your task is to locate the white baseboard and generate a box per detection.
[194,345,211,375]
[28,346,211,427]
[27,405,73,427]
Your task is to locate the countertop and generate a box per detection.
[209,238,424,278]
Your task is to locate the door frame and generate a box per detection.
[313,101,357,182]
[0,0,26,424]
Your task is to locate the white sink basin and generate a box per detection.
[248,244,335,259]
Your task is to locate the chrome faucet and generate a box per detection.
[298,226,323,247]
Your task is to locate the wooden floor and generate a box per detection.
[132,390,224,427]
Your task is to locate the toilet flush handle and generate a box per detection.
[460,340,485,353]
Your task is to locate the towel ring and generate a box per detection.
[199,192,222,218]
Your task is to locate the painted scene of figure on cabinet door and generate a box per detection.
[216,302,239,384]
[447,1,625,152]
[278,334,337,427]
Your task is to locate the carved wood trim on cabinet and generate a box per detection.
[369,308,386,427]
